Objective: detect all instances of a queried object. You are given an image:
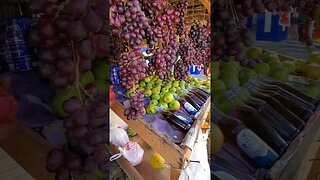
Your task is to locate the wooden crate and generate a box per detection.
[110,96,210,179]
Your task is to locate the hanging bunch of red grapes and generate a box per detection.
[28,0,110,179]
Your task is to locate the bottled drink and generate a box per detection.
[231,87,299,141]
[260,76,318,106]
[213,107,280,168]
[211,156,256,180]
[250,91,305,131]
[194,87,210,99]
[257,89,313,121]
[174,94,198,115]
[189,91,206,104]
[184,94,201,110]
[161,110,192,132]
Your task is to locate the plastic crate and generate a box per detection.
[256,12,288,42]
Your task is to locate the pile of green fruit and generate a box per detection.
[125,74,209,114]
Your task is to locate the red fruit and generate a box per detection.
[109,88,115,105]
[0,94,18,123]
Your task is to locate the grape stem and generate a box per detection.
[70,41,84,106]
[79,83,94,99]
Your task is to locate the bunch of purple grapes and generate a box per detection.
[189,22,209,49]
[118,49,147,90]
[110,0,150,48]
[47,95,109,179]
[28,0,108,90]
[110,35,127,64]
[175,1,188,36]
[212,3,253,63]
[138,0,166,19]
[124,90,146,120]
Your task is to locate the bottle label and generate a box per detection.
[212,171,239,180]
[236,129,279,168]
[176,115,192,124]
[184,102,198,115]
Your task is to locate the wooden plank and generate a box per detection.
[111,103,185,169]
[280,106,320,180]
[0,120,54,180]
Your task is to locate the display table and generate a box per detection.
[109,96,210,180]
[0,120,54,180]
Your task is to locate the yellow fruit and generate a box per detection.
[149,153,165,170]
[303,63,320,79]
[211,123,224,155]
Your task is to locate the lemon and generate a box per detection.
[149,153,165,170]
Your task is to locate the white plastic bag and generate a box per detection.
[110,126,129,147]
[110,141,144,166]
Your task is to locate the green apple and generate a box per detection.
[126,89,136,98]
[294,59,307,73]
[156,79,163,85]
[246,47,263,59]
[152,88,161,95]
[213,95,234,113]
[52,87,78,118]
[282,61,296,73]
[303,86,320,98]
[158,102,168,109]
[146,104,157,114]
[179,80,186,86]
[212,79,226,92]
[268,61,282,71]
[180,85,186,90]
[269,67,289,82]
[307,54,320,64]
[150,99,158,106]
[80,71,95,87]
[303,63,320,79]
[155,85,162,91]
[254,63,270,75]
[151,94,161,101]
[139,81,146,88]
[172,80,179,87]
[220,74,240,89]
[144,76,152,83]
[145,89,152,97]
[168,99,180,111]
[220,66,239,78]
[239,68,256,86]
[161,87,169,93]
[92,80,108,95]
[170,75,175,81]
[169,87,177,93]
[93,63,108,80]
[164,83,172,89]
[175,86,181,92]
[162,92,175,103]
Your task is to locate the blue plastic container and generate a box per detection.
[189,65,201,75]
[256,13,288,42]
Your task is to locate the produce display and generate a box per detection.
[27,0,110,179]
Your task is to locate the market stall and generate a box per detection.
[109,0,211,179]
[212,0,320,179]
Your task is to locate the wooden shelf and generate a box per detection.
[110,96,210,179]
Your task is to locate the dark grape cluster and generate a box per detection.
[189,22,209,48]
[138,0,166,20]
[110,0,150,48]
[28,0,108,90]
[175,1,188,36]
[118,49,147,89]
[47,95,109,179]
[212,2,253,64]
[110,35,127,64]
[124,90,146,120]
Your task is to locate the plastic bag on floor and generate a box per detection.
[179,131,210,180]
[110,141,144,167]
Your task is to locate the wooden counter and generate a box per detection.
[0,120,54,180]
